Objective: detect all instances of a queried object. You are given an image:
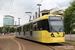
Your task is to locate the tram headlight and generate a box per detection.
[51,33,55,37]
[63,33,65,37]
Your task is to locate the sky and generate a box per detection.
[0,0,73,27]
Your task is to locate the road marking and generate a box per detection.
[12,38,22,50]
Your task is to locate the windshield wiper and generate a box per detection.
[59,26,63,32]
[51,26,59,34]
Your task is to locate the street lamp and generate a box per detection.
[37,4,41,17]
[25,12,32,22]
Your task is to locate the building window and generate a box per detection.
[42,13,49,16]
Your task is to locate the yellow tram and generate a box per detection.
[15,14,65,43]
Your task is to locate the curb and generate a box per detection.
[64,42,75,46]
[66,39,75,41]
[65,40,75,46]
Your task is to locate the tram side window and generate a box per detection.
[26,24,30,31]
[33,21,40,31]
[45,19,49,31]
[17,27,21,35]
[40,19,49,31]
[33,22,40,31]
[21,26,22,32]
[19,27,21,32]
[30,23,33,31]
[33,19,49,31]
[23,25,26,35]
[17,28,19,32]
[25,25,27,31]
[36,21,40,31]
[40,20,45,30]
[33,22,37,31]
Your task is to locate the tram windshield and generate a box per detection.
[50,21,63,26]
[49,20,64,32]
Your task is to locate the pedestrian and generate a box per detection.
[0,33,1,35]
[68,32,69,34]
[2,33,4,36]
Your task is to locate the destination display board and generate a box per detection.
[49,16,62,20]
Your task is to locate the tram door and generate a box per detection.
[30,23,33,36]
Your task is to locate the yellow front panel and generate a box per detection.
[41,31,47,42]
[41,30,51,43]
[52,32,65,37]
[32,30,65,43]
[35,30,65,43]
[50,37,65,43]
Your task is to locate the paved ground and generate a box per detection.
[65,34,75,40]
[0,35,19,50]
[15,38,75,50]
[0,35,75,50]
[0,38,8,50]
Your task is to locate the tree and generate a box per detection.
[2,26,7,33]
[64,0,75,33]
[9,27,15,33]
[6,27,10,32]
[0,29,2,33]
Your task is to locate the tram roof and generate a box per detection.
[15,14,62,28]
[15,22,31,28]
[33,14,62,21]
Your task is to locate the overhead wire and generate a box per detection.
[24,0,43,21]
[8,0,14,14]
[30,6,37,11]
[26,0,43,20]
[30,0,43,11]
[8,0,12,14]
[39,0,43,4]
[21,13,28,19]
[10,0,14,14]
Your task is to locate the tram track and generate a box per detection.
[19,41,25,50]
[3,38,10,50]
[59,43,75,50]
[2,38,24,50]
[12,38,25,50]
[44,42,75,50]
[46,45,55,50]
[44,43,62,50]
[55,43,75,50]
[5,40,9,50]
[19,42,23,50]
[15,38,75,50]
[59,42,75,46]
[62,42,75,46]
[17,37,56,50]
